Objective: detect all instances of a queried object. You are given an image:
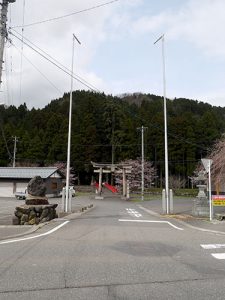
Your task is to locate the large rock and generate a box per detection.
[27,176,46,197]
[26,176,49,205]
[26,197,49,205]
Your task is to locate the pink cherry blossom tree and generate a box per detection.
[115,158,157,191]
[208,134,225,188]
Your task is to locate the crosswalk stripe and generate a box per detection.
[201,244,225,250]
[211,253,225,260]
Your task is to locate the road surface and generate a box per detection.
[1,196,225,299]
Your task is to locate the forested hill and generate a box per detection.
[0,91,225,184]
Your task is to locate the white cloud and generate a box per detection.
[2,0,225,108]
[3,0,117,107]
[132,12,171,34]
[132,0,225,59]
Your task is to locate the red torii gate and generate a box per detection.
[91,162,132,199]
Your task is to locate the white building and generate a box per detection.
[0,167,64,197]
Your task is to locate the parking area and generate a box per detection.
[0,197,66,225]
[0,197,28,225]
[0,195,93,225]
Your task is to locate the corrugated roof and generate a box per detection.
[0,167,61,179]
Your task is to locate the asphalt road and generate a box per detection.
[1,196,225,299]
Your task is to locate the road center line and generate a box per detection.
[118,219,184,230]
[0,221,70,245]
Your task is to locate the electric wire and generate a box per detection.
[11,41,63,95]
[122,97,210,152]
[103,94,210,153]
[8,14,209,156]
[11,29,101,93]
[0,123,12,160]
[9,30,101,92]
[15,156,199,165]
[11,0,119,29]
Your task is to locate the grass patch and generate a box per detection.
[173,189,198,197]
[76,191,92,196]
[131,188,198,198]
[130,194,162,202]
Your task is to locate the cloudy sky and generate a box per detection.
[2,0,225,108]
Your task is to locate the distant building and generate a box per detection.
[0,167,65,197]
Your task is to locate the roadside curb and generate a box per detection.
[0,223,45,241]
[58,204,95,221]
[137,205,225,235]
[0,204,95,242]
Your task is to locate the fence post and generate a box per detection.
[162,189,166,214]
[126,180,130,200]
[62,187,66,211]
[68,187,72,212]
[170,189,173,213]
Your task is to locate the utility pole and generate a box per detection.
[0,0,16,90]
[154,34,170,214]
[111,112,115,166]
[65,34,81,213]
[12,135,18,167]
[137,126,148,201]
[111,112,115,185]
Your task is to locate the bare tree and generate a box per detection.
[169,175,186,190]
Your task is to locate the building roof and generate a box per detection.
[0,167,63,179]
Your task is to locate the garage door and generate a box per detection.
[0,182,13,197]
[16,182,28,193]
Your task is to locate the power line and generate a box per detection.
[9,30,101,92]
[7,32,212,154]
[117,96,210,152]
[11,0,119,29]
[11,29,101,93]
[0,121,12,160]
[82,90,209,153]
[11,41,63,95]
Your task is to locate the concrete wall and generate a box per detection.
[0,177,64,198]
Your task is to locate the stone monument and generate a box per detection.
[26,176,49,205]
[13,176,58,225]
[192,170,209,217]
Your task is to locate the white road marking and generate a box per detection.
[118,219,184,230]
[211,253,225,260]
[0,221,69,245]
[137,205,159,217]
[201,244,225,260]
[201,244,225,250]
[126,208,142,218]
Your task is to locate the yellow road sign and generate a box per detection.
[212,195,225,206]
